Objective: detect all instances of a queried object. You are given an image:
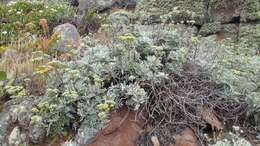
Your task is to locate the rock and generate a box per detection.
[208,0,242,23]
[112,0,136,10]
[17,105,32,127]
[220,24,239,40]
[69,0,79,7]
[8,127,22,146]
[199,23,239,40]
[78,0,113,13]
[62,140,78,146]
[0,112,10,145]
[78,0,136,13]
[29,124,46,144]
[76,126,98,145]
[52,23,80,53]
[9,100,33,127]
[9,106,19,123]
[199,22,222,36]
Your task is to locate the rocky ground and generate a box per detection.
[0,0,260,146]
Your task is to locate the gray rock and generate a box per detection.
[112,0,136,9]
[0,112,10,145]
[9,106,19,123]
[61,140,78,146]
[208,0,242,23]
[8,126,22,146]
[76,126,98,145]
[29,124,46,144]
[199,22,222,36]
[78,0,136,13]
[52,23,80,53]
[78,0,113,13]
[9,101,33,127]
[17,105,32,127]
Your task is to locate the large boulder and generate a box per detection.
[52,23,80,53]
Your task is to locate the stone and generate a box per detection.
[78,0,136,14]
[199,22,222,36]
[0,112,10,145]
[78,0,113,13]
[112,0,136,10]
[9,106,19,123]
[8,100,33,127]
[17,105,32,127]
[29,124,46,144]
[221,24,239,40]
[69,0,79,7]
[208,0,242,23]
[76,126,98,145]
[8,126,22,146]
[61,140,78,146]
[52,23,80,53]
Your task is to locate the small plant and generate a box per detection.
[0,71,7,81]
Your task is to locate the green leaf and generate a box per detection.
[0,71,7,81]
